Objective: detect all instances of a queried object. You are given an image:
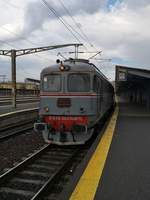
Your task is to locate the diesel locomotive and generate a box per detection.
[34,58,114,145]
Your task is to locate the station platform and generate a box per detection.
[68,103,150,200]
[0,102,39,115]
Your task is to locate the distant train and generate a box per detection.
[34,58,114,145]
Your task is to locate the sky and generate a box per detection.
[0,0,150,82]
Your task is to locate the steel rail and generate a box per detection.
[0,120,34,141]
[0,98,39,106]
[31,148,80,200]
[0,144,80,200]
[0,144,50,184]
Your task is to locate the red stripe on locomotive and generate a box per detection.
[44,116,88,131]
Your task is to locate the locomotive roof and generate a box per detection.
[41,58,109,81]
[41,59,94,73]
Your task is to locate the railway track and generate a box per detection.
[0,107,113,199]
[0,120,34,141]
[0,108,38,141]
[0,144,81,200]
[0,98,39,106]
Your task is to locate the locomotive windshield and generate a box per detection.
[68,73,90,92]
[43,74,61,92]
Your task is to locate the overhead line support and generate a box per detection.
[0,43,83,108]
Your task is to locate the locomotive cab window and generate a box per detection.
[68,73,90,92]
[43,74,61,92]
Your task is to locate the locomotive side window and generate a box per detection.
[93,75,101,93]
[43,74,61,92]
[68,73,90,92]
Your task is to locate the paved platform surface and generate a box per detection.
[0,102,39,115]
[95,103,150,200]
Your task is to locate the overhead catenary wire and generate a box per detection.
[0,38,18,49]
[2,0,112,82]
[41,0,81,44]
[4,0,93,53]
[3,0,93,58]
[0,26,53,62]
[53,0,99,53]
[0,56,45,78]
[0,27,37,46]
[0,51,41,77]
[1,0,100,62]
[3,0,83,50]
[58,0,99,53]
[58,0,93,47]
[0,1,60,62]
[58,0,95,48]
[0,40,49,78]
[41,0,88,51]
[45,0,100,56]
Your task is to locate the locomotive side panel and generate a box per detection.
[100,80,112,115]
[93,73,114,120]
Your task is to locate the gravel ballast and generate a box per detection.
[0,130,45,175]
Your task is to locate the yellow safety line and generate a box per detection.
[69,107,119,200]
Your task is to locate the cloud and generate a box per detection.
[80,1,150,68]
[1,0,150,82]
[0,0,106,44]
[21,0,106,37]
[68,0,106,14]
[22,1,48,36]
[123,0,150,9]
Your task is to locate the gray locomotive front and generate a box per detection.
[34,59,114,145]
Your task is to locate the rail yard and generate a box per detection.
[0,0,150,199]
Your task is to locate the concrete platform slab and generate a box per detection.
[95,103,150,200]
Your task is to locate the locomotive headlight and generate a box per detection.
[59,63,70,71]
[44,107,49,112]
[60,65,65,71]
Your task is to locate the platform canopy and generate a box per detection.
[25,78,40,84]
[115,65,150,108]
